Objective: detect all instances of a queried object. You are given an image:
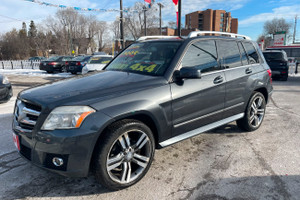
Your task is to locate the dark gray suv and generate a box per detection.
[12,31,273,190]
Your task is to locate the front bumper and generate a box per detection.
[12,108,113,177]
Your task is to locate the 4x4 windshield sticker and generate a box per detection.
[110,63,159,73]
[129,63,157,73]
[120,50,139,58]
[101,60,110,64]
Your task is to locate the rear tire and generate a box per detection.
[93,119,155,190]
[237,92,266,131]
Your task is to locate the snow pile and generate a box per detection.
[0,69,73,78]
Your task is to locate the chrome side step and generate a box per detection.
[159,113,244,147]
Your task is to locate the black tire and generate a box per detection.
[61,66,66,73]
[93,119,155,190]
[282,76,288,81]
[71,72,77,75]
[237,92,266,132]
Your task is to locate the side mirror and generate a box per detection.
[174,67,201,79]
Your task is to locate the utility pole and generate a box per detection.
[120,0,125,50]
[178,0,181,36]
[143,6,147,36]
[158,3,164,35]
[293,15,298,44]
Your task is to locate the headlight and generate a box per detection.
[2,76,9,84]
[41,106,95,130]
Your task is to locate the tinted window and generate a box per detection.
[181,40,219,73]
[106,42,182,76]
[62,57,74,61]
[219,40,242,68]
[243,42,260,64]
[47,56,61,61]
[72,56,91,62]
[263,52,286,61]
[238,42,248,65]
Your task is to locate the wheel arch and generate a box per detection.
[89,112,162,172]
[254,87,269,103]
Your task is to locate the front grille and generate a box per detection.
[15,100,42,131]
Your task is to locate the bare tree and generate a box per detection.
[111,20,120,40]
[0,29,23,59]
[123,2,159,40]
[263,18,292,37]
[257,35,272,50]
[95,21,108,51]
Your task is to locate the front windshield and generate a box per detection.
[106,41,182,76]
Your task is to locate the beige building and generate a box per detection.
[185,9,238,33]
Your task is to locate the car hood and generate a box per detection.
[19,71,167,110]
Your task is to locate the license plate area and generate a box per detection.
[12,132,20,151]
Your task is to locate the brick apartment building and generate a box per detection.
[185,9,238,33]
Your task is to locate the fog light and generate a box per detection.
[52,157,64,166]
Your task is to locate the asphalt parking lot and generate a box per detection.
[1,72,300,200]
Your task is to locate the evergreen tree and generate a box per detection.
[28,20,37,38]
[22,22,27,35]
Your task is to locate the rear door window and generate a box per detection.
[218,40,242,68]
[181,40,219,73]
[238,42,249,65]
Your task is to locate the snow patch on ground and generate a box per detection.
[0,69,73,78]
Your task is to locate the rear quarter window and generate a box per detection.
[243,42,260,64]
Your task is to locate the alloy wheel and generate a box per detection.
[249,96,265,128]
[106,129,152,184]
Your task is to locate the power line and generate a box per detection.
[0,14,23,22]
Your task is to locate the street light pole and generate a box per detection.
[120,0,125,49]
[158,3,164,35]
[178,0,181,36]
[143,6,147,36]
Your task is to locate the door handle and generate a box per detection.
[213,76,223,84]
[245,67,252,74]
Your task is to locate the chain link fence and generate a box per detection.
[0,60,41,70]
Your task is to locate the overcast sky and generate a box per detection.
[0,0,299,42]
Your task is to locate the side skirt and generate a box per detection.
[159,113,244,147]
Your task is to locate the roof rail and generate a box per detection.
[137,36,180,41]
[188,31,251,40]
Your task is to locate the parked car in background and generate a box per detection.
[92,52,106,55]
[82,55,113,74]
[0,74,12,103]
[263,50,289,81]
[66,55,92,74]
[39,56,74,73]
[288,57,297,67]
[13,31,273,190]
[29,56,46,61]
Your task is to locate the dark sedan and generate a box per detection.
[39,56,74,73]
[66,56,92,74]
[0,74,13,103]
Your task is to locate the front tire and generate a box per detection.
[237,92,266,131]
[93,119,155,190]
